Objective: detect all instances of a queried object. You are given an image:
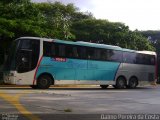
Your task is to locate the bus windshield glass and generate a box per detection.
[4,39,40,72]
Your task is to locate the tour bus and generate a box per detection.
[3,37,157,89]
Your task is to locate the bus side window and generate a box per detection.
[77,47,87,59]
[58,44,66,57]
[143,55,149,65]
[87,48,95,60]
[145,55,155,65]
[108,50,122,62]
[51,44,56,56]
[123,52,136,64]
[66,45,74,58]
[95,49,101,60]
[100,49,105,60]
[107,50,114,61]
[136,54,155,65]
[73,46,79,58]
[150,56,155,65]
[136,53,143,64]
[43,41,52,57]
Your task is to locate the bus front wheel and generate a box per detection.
[37,75,52,89]
[100,85,109,89]
[115,77,126,89]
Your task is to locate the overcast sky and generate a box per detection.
[32,0,160,31]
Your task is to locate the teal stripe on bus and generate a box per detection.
[36,57,120,81]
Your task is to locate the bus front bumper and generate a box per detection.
[3,72,16,84]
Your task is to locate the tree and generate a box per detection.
[0,0,48,64]
[71,19,154,51]
[0,0,155,67]
[36,2,91,40]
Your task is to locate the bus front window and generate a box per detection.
[16,39,40,73]
[4,39,40,73]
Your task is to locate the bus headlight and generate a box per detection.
[9,73,14,76]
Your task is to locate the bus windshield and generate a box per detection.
[4,39,40,72]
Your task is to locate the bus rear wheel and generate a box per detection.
[100,85,109,89]
[128,77,138,89]
[37,75,52,89]
[115,77,126,89]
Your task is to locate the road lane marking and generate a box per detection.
[0,91,40,120]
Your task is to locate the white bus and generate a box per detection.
[3,37,157,89]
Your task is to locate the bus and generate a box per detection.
[3,37,157,89]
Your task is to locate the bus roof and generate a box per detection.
[18,37,122,50]
[122,48,137,52]
[55,40,122,50]
[137,51,156,55]
[18,37,155,54]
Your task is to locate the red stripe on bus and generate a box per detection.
[33,55,43,85]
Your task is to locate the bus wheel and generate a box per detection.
[30,85,37,89]
[100,85,109,89]
[128,77,138,89]
[115,77,126,89]
[37,75,52,89]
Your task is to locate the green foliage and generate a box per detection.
[71,19,154,51]
[0,0,155,64]
[35,2,89,40]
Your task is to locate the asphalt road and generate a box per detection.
[0,85,160,120]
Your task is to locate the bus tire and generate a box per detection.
[37,75,52,89]
[100,85,109,89]
[128,77,138,89]
[115,77,126,89]
[30,85,37,89]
